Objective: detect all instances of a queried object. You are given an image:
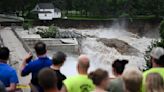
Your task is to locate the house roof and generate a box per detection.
[38,3,54,9]
[31,3,61,13]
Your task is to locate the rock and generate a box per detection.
[97,38,140,56]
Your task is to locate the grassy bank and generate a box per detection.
[64,15,161,21]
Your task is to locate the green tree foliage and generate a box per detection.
[0,0,164,17]
[23,21,33,30]
[160,20,164,39]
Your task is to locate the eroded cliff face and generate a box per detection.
[127,20,160,38]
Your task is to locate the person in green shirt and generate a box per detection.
[142,47,164,92]
[61,55,95,92]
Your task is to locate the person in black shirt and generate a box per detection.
[50,51,67,90]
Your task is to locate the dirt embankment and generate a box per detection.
[97,38,140,56]
[0,18,161,38]
[33,18,161,38]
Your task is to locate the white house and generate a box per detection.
[33,3,61,20]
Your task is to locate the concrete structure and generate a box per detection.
[0,14,24,22]
[33,3,61,20]
[15,27,79,54]
[23,38,79,54]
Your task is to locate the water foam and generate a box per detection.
[58,27,155,77]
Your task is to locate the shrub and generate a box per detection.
[160,20,164,39]
[23,21,33,30]
[119,12,130,18]
[144,40,164,70]
[36,25,59,38]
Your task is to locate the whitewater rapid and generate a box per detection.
[60,27,155,77]
[16,26,157,77]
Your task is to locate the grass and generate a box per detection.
[132,15,160,20]
[63,12,161,21]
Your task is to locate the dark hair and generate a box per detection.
[34,42,46,55]
[38,68,57,90]
[157,55,164,67]
[112,59,129,74]
[52,51,66,65]
[89,69,108,86]
[0,47,10,61]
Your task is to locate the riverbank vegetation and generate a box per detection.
[0,0,163,19]
[36,25,59,38]
[144,20,164,70]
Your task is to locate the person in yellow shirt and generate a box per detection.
[61,55,95,92]
[142,47,164,92]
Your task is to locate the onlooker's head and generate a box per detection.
[145,73,164,92]
[112,59,128,77]
[38,68,58,92]
[122,67,142,92]
[156,55,164,67]
[150,47,164,67]
[52,51,66,66]
[34,42,47,56]
[77,55,90,74]
[0,47,10,63]
[89,69,109,90]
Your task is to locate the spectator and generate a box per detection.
[0,47,18,92]
[50,51,66,90]
[145,73,164,92]
[21,42,52,92]
[89,69,109,92]
[112,59,129,77]
[38,68,59,92]
[61,55,95,92]
[0,80,6,92]
[142,47,164,92]
[107,59,128,92]
[122,67,142,92]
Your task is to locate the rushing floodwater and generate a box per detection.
[57,26,156,77]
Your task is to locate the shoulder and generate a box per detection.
[5,65,16,72]
[27,58,45,65]
[143,68,156,77]
[143,68,164,78]
[110,78,123,87]
[25,60,37,68]
[63,75,78,85]
[40,57,52,64]
[1,64,17,76]
[64,76,76,81]
[110,78,119,85]
[55,70,66,79]
[59,72,66,79]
